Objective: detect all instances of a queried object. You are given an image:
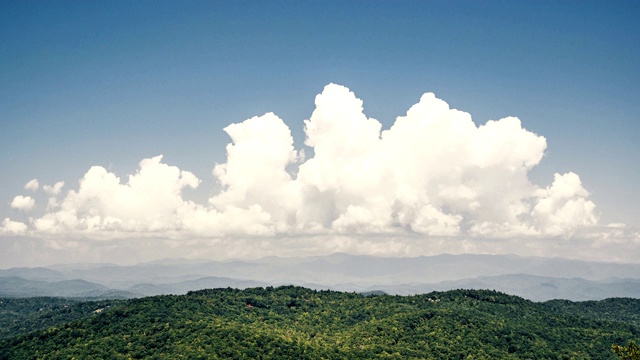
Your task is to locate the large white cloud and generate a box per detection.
[209,112,302,234]
[294,85,560,237]
[1,84,601,241]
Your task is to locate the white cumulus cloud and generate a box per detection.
[31,155,199,236]
[0,218,28,234]
[532,172,598,236]
[2,84,602,242]
[11,195,35,211]
[209,112,302,234]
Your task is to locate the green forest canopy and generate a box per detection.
[1,287,639,359]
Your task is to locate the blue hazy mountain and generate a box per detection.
[2,254,639,301]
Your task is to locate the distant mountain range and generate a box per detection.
[1,253,639,301]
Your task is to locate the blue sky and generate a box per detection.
[1,1,639,265]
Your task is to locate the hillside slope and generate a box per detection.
[1,287,639,359]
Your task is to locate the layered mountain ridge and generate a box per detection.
[2,253,639,301]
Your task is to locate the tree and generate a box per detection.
[612,341,640,360]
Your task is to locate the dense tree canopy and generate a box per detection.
[613,341,640,360]
[1,287,638,359]
[0,297,124,340]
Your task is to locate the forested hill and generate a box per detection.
[1,287,639,359]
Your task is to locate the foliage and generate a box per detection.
[0,287,638,359]
[613,341,640,360]
[543,298,640,327]
[0,297,125,340]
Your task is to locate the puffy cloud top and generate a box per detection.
[1,84,599,239]
[1,218,27,234]
[11,196,35,211]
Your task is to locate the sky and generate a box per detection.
[1,0,639,267]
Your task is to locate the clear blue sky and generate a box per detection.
[1,1,639,265]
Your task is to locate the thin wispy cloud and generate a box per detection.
[24,179,39,192]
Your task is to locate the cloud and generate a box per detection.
[31,155,199,235]
[2,84,602,241]
[24,179,39,191]
[531,172,598,236]
[42,181,66,209]
[0,218,27,234]
[296,87,551,237]
[43,181,65,195]
[208,112,302,234]
[10,195,35,211]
